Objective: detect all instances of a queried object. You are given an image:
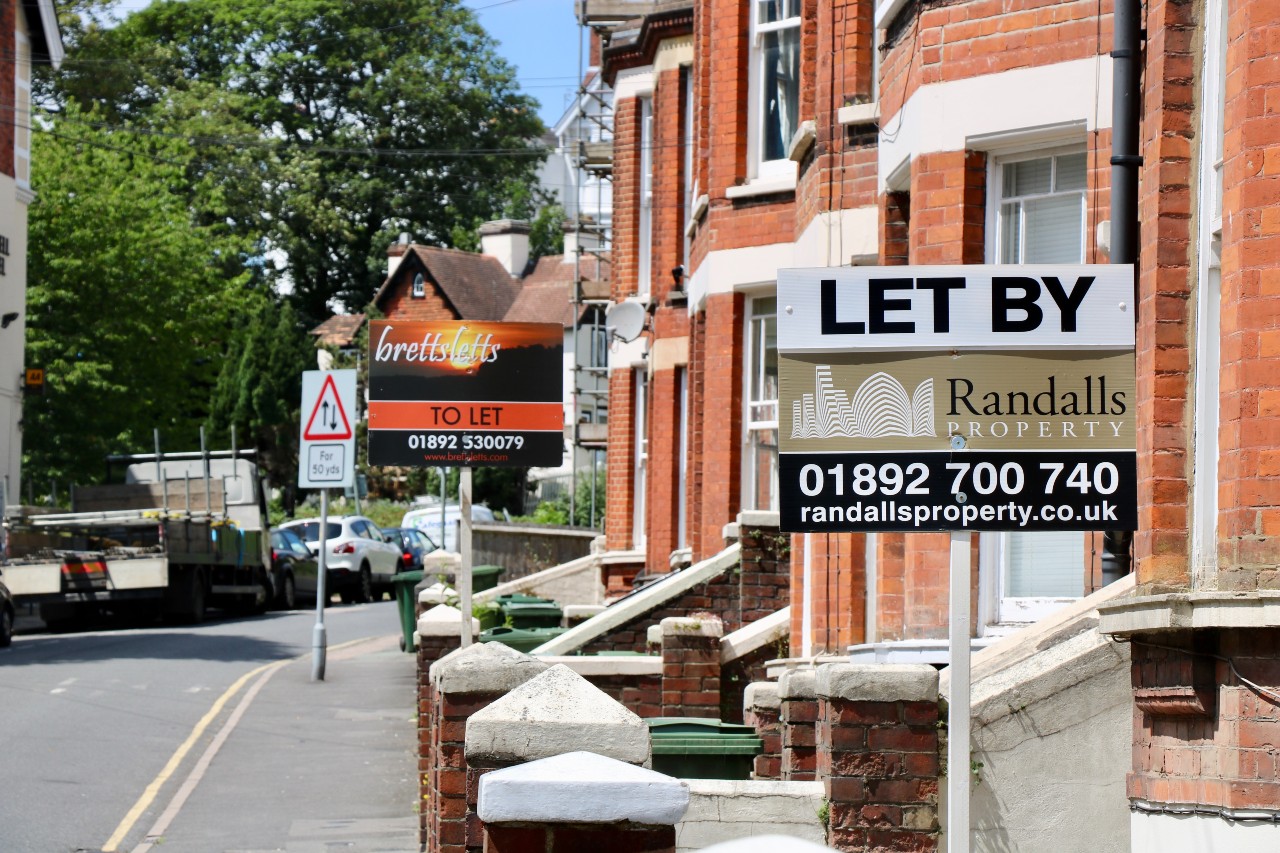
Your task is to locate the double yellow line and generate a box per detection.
[102,637,379,852]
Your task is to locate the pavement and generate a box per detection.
[120,630,422,853]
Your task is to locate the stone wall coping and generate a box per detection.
[736,510,781,529]
[661,615,724,638]
[721,607,789,664]
[474,551,600,604]
[647,624,664,645]
[1098,587,1280,636]
[465,664,651,766]
[744,681,781,712]
[540,654,662,677]
[429,640,549,693]
[697,834,835,852]
[815,663,940,704]
[533,542,742,655]
[684,778,825,797]
[778,668,816,700]
[416,604,480,638]
[477,751,689,825]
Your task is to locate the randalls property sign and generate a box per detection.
[777,265,1137,533]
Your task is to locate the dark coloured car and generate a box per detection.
[0,577,14,647]
[269,527,321,608]
[382,527,440,573]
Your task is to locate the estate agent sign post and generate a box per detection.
[777,264,1136,853]
[368,320,564,646]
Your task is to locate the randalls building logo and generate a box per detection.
[791,367,935,439]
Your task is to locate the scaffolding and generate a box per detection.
[565,1,622,527]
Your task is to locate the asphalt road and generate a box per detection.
[0,599,418,853]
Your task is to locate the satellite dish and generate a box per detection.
[605,301,648,343]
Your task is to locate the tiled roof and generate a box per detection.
[311,313,366,347]
[506,253,611,326]
[374,245,521,320]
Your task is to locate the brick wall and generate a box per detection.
[580,522,789,654]
[660,616,723,718]
[693,293,743,560]
[1128,630,1280,810]
[606,367,639,551]
[1129,0,1193,590]
[579,671,663,720]
[1214,0,1280,589]
[817,665,941,852]
[380,263,461,322]
[878,0,1112,126]
[795,0,878,237]
[0,1,15,179]
[744,683,783,779]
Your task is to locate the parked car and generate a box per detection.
[269,527,321,608]
[401,503,496,553]
[0,577,14,647]
[278,515,403,603]
[382,527,440,573]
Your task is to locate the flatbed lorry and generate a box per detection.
[0,450,276,629]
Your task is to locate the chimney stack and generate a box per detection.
[479,220,531,278]
[387,232,411,278]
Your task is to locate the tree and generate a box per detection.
[52,0,549,325]
[24,103,255,483]
[206,293,316,498]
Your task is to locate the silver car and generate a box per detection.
[278,515,403,603]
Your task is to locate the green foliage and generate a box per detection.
[52,0,549,325]
[523,469,607,529]
[24,102,255,483]
[205,292,315,496]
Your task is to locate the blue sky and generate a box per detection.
[463,0,584,129]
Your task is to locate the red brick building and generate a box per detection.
[594,0,1280,847]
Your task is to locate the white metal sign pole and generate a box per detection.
[459,467,473,647]
[312,489,329,681]
[948,529,971,853]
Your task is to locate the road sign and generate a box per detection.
[777,264,1136,533]
[298,369,357,488]
[366,320,564,468]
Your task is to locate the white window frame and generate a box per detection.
[743,294,779,512]
[1192,0,1227,584]
[981,141,1090,629]
[681,66,694,270]
[411,273,426,299]
[677,366,689,550]
[986,144,1088,265]
[633,367,648,548]
[637,96,654,300]
[748,0,801,182]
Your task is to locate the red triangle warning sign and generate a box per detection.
[304,374,353,440]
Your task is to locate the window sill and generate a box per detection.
[724,174,797,201]
[685,193,708,237]
[787,120,816,162]
[837,102,880,127]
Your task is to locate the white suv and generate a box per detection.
[279,515,402,603]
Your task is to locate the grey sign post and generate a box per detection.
[298,369,358,681]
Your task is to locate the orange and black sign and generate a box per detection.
[24,368,44,393]
[367,321,564,468]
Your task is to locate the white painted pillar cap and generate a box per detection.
[477,751,689,825]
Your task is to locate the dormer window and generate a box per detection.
[411,273,426,299]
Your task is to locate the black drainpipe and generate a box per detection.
[1103,0,1143,585]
